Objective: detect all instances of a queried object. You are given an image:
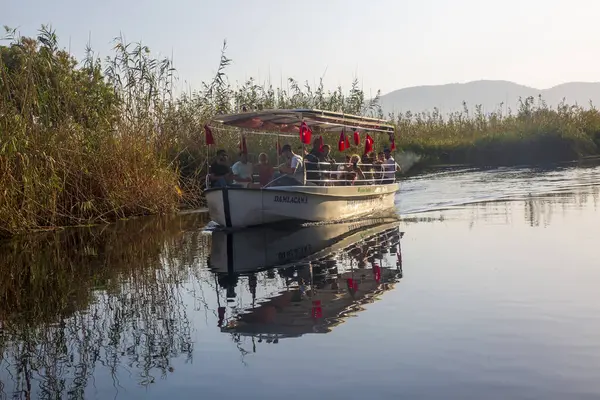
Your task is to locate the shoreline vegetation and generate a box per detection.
[2,25,600,237]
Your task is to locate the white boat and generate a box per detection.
[205,109,400,228]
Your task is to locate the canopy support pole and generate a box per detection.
[276,134,280,166]
[302,143,307,185]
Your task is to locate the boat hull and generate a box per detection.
[205,184,399,228]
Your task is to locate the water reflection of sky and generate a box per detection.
[1,166,600,399]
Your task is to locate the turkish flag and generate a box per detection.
[299,121,312,144]
[239,135,248,154]
[204,124,215,145]
[318,135,324,152]
[364,134,374,155]
[311,300,323,319]
[345,132,351,150]
[338,130,346,152]
[353,130,360,146]
[390,138,396,151]
[373,264,381,283]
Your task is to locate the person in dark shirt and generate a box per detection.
[304,139,323,184]
[209,149,233,187]
[318,144,336,183]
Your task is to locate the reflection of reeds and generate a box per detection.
[399,184,599,228]
[0,211,210,398]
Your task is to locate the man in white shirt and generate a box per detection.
[231,152,254,187]
[383,148,397,184]
[277,144,305,185]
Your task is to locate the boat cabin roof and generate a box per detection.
[211,109,395,134]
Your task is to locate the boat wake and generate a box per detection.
[397,164,600,215]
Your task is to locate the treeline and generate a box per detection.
[2,25,600,237]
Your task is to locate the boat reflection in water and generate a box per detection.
[208,218,404,343]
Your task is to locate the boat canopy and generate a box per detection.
[211,109,395,135]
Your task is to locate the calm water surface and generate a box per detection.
[1,165,600,399]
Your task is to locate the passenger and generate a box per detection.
[304,139,322,184]
[274,144,305,186]
[256,152,274,187]
[209,149,234,188]
[297,146,308,157]
[319,144,336,184]
[345,154,366,185]
[383,148,397,184]
[231,152,254,187]
[320,144,335,167]
[361,153,375,184]
[374,151,385,183]
[336,155,353,185]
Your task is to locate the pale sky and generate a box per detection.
[4,0,600,95]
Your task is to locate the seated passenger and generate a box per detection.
[304,139,322,184]
[335,155,353,185]
[209,150,234,187]
[318,144,336,185]
[256,152,274,187]
[344,154,366,185]
[231,152,254,187]
[383,148,397,184]
[274,144,306,186]
[374,152,385,183]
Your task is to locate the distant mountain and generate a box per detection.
[378,80,600,116]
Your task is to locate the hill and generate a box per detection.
[378,80,600,116]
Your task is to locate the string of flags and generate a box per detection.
[204,123,397,154]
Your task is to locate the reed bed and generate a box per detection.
[2,24,600,236]
[395,98,600,166]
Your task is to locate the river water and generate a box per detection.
[1,165,599,399]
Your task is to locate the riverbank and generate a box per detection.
[395,98,600,167]
[3,26,600,238]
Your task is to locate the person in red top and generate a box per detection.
[256,152,274,187]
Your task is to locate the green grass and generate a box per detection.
[395,98,600,166]
[2,24,600,237]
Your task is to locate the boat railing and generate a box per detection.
[302,160,399,185]
[208,160,399,189]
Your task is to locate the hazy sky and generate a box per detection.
[4,0,600,95]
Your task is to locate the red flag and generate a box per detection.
[345,133,351,150]
[241,135,248,154]
[346,278,354,290]
[390,138,396,151]
[373,263,381,283]
[204,124,215,145]
[311,300,323,319]
[318,135,324,152]
[299,121,312,145]
[353,130,360,146]
[338,130,346,152]
[346,278,358,293]
[364,134,374,155]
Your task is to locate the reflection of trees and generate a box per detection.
[523,185,599,227]
[400,184,599,228]
[0,212,209,399]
